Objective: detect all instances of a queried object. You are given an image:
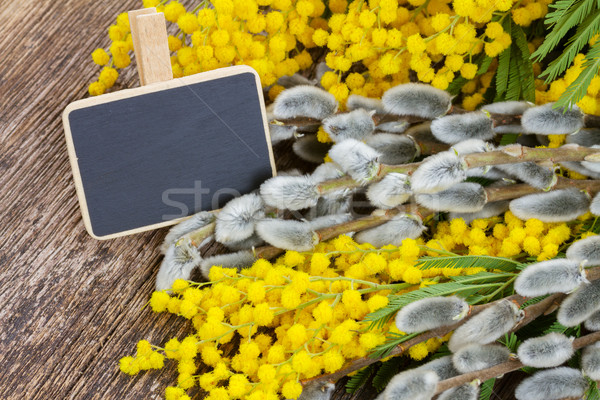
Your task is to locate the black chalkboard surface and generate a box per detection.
[63,66,274,239]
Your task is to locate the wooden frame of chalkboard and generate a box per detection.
[63,65,275,240]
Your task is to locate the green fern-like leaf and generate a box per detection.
[372,358,402,392]
[513,24,536,102]
[586,380,600,400]
[532,0,598,63]
[499,133,520,145]
[495,17,513,99]
[520,294,550,308]
[506,47,523,100]
[479,378,497,400]
[416,255,521,272]
[345,364,375,394]
[541,12,600,83]
[555,40,600,108]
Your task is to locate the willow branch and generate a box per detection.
[254,206,432,260]
[317,144,600,195]
[300,294,526,386]
[270,110,600,130]
[434,330,600,394]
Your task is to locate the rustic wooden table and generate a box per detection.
[0,0,521,398]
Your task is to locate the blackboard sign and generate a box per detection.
[63,66,275,239]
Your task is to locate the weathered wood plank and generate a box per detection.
[0,0,520,399]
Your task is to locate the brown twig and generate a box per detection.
[434,330,600,394]
[253,206,432,260]
[316,144,600,195]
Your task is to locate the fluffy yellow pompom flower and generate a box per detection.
[197,8,216,27]
[329,82,349,102]
[402,266,422,284]
[164,1,186,22]
[460,62,478,79]
[485,22,503,39]
[322,349,345,372]
[88,81,106,96]
[211,30,230,47]
[512,7,532,26]
[408,342,429,360]
[367,294,389,312]
[91,48,110,66]
[406,34,426,54]
[178,13,199,34]
[228,374,252,398]
[282,380,303,399]
[99,67,119,89]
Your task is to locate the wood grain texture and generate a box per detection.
[0,0,520,399]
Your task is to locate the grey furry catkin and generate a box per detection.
[415,182,487,213]
[311,162,345,182]
[313,194,353,218]
[160,211,215,254]
[365,133,419,164]
[495,161,556,190]
[376,120,410,133]
[307,213,352,230]
[268,123,297,144]
[328,139,381,183]
[437,383,479,400]
[414,355,460,380]
[382,83,452,119]
[255,218,318,251]
[514,259,587,297]
[560,161,600,179]
[448,299,523,352]
[395,296,469,333]
[581,145,600,173]
[293,382,335,400]
[272,85,338,119]
[354,213,426,247]
[410,151,467,194]
[557,279,600,327]
[480,100,533,115]
[514,367,588,400]
[346,94,385,113]
[452,344,511,373]
[451,139,495,177]
[292,135,331,164]
[592,192,600,215]
[156,238,203,291]
[214,193,265,245]
[323,109,375,142]
[450,139,493,156]
[449,201,510,225]
[277,73,314,88]
[584,309,600,331]
[521,103,585,135]
[582,342,600,380]
[260,175,320,210]
[566,128,600,147]
[516,333,574,368]
[199,250,256,279]
[366,173,412,209]
[431,112,495,144]
[223,234,264,251]
[382,369,439,400]
[566,235,600,266]
[509,189,590,223]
